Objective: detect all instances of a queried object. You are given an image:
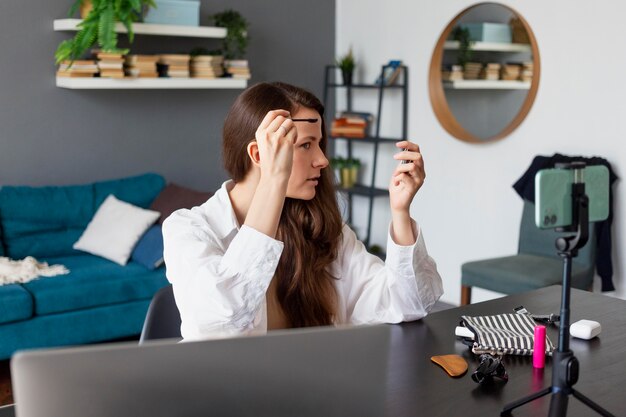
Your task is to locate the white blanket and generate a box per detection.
[0,256,69,285]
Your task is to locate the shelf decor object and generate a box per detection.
[428,2,541,143]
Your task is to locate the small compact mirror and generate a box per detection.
[429,2,540,143]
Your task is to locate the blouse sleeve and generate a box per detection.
[162,210,283,339]
[336,221,443,324]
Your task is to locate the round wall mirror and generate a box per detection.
[429,2,540,143]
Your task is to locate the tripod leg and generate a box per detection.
[501,387,552,416]
[548,391,569,417]
[572,389,617,417]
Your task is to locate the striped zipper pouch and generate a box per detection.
[460,313,555,356]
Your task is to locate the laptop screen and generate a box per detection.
[12,325,390,417]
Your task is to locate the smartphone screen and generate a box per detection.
[534,165,609,229]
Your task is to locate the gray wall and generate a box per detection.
[0,1,335,191]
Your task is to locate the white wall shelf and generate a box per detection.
[56,77,247,90]
[53,18,227,38]
[443,80,531,90]
[444,41,531,53]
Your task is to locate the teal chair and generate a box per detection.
[460,200,596,305]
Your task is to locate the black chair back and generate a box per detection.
[139,284,182,344]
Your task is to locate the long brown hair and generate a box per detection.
[222,82,343,327]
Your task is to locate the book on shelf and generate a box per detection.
[98,70,125,78]
[56,70,95,78]
[126,55,160,64]
[157,55,191,78]
[124,55,159,78]
[463,62,483,80]
[331,117,368,138]
[441,64,463,81]
[375,60,403,86]
[57,59,98,78]
[224,59,251,79]
[190,55,225,79]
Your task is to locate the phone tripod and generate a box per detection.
[501,162,616,417]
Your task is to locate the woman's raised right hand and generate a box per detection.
[255,109,297,183]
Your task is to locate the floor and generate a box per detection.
[0,301,456,407]
[0,360,11,406]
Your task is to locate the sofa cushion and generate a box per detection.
[23,254,168,315]
[73,195,160,265]
[94,173,165,209]
[131,224,164,269]
[0,284,33,324]
[150,183,212,224]
[0,183,94,259]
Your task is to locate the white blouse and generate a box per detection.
[162,180,443,341]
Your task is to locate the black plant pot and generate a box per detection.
[341,69,353,85]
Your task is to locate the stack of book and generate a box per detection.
[125,55,159,78]
[190,55,224,79]
[520,62,533,82]
[463,62,483,80]
[330,112,372,138]
[500,63,522,81]
[441,64,463,81]
[480,63,501,80]
[224,60,251,80]
[96,51,125,78]
[56,60,98,78]
[157,54,190,78]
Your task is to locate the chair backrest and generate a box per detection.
[518,200,595,267]
[139,284,182,344]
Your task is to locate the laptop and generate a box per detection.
[11,325,391,417]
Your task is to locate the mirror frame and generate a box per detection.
[428,2,541,143]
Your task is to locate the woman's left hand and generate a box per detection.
[389,140,425,212]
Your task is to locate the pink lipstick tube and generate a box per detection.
[533,325,546,368]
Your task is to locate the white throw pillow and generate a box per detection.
[73,195,160,265]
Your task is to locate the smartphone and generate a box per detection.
[535,165,609,229]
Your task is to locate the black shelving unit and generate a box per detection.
[323,64,408,247]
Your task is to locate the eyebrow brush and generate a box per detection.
[290,118,318,123]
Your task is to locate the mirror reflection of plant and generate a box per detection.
[452,26,473,67]
[55,0,156,64]
[211,9,249,60]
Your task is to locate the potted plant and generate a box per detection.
[339,157,360,188]
[330,157,346,185]
[55,0,156,64]
[211,9,249,60]
[452,26,473,68]
[347,157,361,187]
[336,48,355,85]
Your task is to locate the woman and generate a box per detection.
[162,82,443,340]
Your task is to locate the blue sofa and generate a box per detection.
[0,173,170,360]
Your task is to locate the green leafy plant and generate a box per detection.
[330,156,346,169]
[211,9,249,60]
[336,48,355,73]
[452,26,473,67]
[55,0,156,64]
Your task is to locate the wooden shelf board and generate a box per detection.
[53,18,227,38]
[444,40,532,52]
[443,80,531,90]
[56,77,248,89]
